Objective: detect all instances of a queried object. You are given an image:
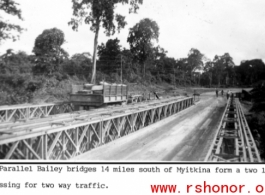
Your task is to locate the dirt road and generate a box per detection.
[74,92,227,161]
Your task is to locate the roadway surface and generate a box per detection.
[74,92,227,161]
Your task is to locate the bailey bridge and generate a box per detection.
[0,92,261,162]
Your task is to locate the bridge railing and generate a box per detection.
[0,97,194,160]
[0,102,74,123]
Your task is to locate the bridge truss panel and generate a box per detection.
[0,103,74,123]
[0,97,194,160]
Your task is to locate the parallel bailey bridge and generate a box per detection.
[0,92,262,162]
[0,97,193,160]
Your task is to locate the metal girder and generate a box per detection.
[0,97,194,160]
[205,97,261,162]
[0,102,74,123]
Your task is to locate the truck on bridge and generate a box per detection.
[70,83,128,110]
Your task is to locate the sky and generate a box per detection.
[1,0,265,65]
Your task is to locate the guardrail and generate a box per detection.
[0,97,194,160]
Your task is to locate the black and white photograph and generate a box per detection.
[0,0,264,162]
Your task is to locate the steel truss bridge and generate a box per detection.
[0,97,193,160]
[0,102,73,123]
[205,97,261,162]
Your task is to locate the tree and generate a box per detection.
[0,50,36,104]
[237,59,265,85]
[204,60,214,87]
[62,52,92,78]
[221,53,235,86]
[127,18,159,76]
[0,0,24,44]
[69,0,143,84]
[98,38,121,59]
[97,38,121,73]
[176,58,189,86]
[151,46,173,82]
[119,48,136,81]
[212,53,234,87]
[187,48,204,86]
[32,28,68,75]
[0,49,33,75]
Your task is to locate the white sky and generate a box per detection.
[1,0,265,65]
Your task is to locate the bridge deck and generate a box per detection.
[74,93,226,161]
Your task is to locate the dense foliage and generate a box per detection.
[2,1,265,105]
[69,0,143,84]
[127,18,159,76]
[0,1,265,161]
[0,0,25,44]
[33,28,69,75]
[246,82,265,159]
[1,20,265,106]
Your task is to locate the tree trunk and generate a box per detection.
[90,19,100,84]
